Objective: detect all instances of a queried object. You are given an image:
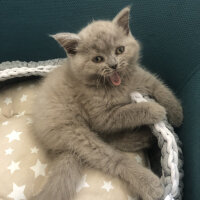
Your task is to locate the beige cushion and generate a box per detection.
[0,80,148,200]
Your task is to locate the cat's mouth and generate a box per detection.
[109,72,121,86]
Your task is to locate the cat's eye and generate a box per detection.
[115,46,125,55]
[92,56,104,63]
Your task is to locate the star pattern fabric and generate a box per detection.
[5,148,14,155]
[135,155,142,164]
[26,118,33,125]
[8,183,26,200]
[8,161,20,174]
[17,86,23,91]
[20,95,27,103]
[76,174,90,192]
[15,111,25,118]
[2,121,9,126]
[4,97,12,105]
[0,80,148,200]
[101,181,114,192]
[31,147,39,154]
[6,130,22,143]
[30,159,47,178]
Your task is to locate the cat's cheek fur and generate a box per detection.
[120,39,140,66]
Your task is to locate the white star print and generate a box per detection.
[6,130,22,143]
[15,111,25,118]
[26,117,33,125]
[8,161,20,174]
[31,147,39,154]
[4,97,12,105]
[5,148,14,155]
[128,195,138,200]
[76,174,90,192]
[29,84,35,88]
[2,121,9,126]
[17,86,23,91]
[101,181,114,192]
[8,183,26,200]
[30,159,47,178]
[135,155,142,164]
[20,94,27,102]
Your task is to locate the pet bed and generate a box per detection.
[0,59,183,200]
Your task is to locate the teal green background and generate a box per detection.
[0,1,200,199]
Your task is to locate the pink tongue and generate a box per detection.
[109,72,121,86]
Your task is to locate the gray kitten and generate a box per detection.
[31,7,183,200]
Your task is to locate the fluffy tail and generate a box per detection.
[31,153,81,200]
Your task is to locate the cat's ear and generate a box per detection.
[50,33,80,55]
[112,6,130,35]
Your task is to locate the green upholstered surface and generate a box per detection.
[0,1,200,200]
[178,66,200,200]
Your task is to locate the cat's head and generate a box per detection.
[52,7,140,87]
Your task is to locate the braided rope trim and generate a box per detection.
[0,59,64,82]
[0,58,64,71]
[0,65,59,82]
[130,92,183,200]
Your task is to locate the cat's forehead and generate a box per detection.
[79,21,123,53]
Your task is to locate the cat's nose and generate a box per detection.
[110,64,118,70]
[108,57,117,69]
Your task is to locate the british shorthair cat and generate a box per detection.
[31,7,183,200]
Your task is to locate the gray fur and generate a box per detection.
[31,7,183,200]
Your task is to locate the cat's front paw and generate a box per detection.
[146,102,166,124]
[138,171,164,200]
[167,103,183,127]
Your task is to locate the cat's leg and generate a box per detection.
[47,126,164,200]
[74,127,163,200]
[90,101,166,134]
[105,126,156,152]
[136,67,183,127]
[151,82,183,127]
[31,152,81,200]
